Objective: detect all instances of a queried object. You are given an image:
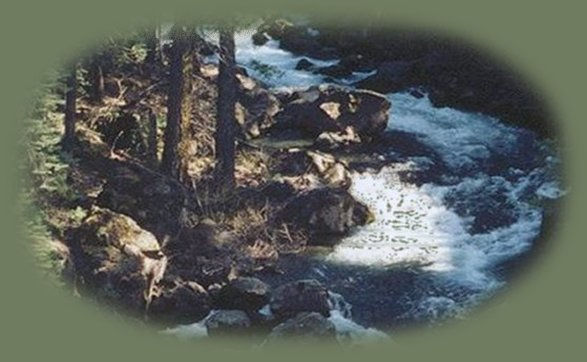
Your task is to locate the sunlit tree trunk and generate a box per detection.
[161,25,193,180]
[89,55,104,103]
[147,108,158,168]
[214,27,237,190]
[62,64,77,151]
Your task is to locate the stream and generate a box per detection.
[187,29,566,337]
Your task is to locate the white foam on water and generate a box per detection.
[200,28,338,90]
[328,310,389,343]
[225,29,565,324]
[161,319,209,340]
[387,92,523,172]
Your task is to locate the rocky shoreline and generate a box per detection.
[57,55,397,343]
[29,20,563,344]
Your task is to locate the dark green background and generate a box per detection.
[1,0,584,360]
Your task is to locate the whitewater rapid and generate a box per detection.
[199,28,565,328]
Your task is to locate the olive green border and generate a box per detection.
[1,0,584,360]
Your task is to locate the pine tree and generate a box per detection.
[160,25,194,180]
[214,26,237,190]
[62,63,77,151]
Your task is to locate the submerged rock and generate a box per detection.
[295,58,316,71]
[267,312,336,341]
[270,279,331,320]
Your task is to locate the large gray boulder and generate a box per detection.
[274,85,390,140]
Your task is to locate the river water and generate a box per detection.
[193,29,565,336]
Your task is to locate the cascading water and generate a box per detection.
[197,29,564,331]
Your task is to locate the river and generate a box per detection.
[188,28,565,336]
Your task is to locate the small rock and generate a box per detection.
[295,58,316,71]
[216,277,271,312]
[270,279,331,320]
[205,310,252,336]
[252,31,270,46]
[267,312,336,341]
[148,280,211,325]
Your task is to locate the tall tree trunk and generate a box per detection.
[156,23,164,63]
[214,27,237,190]
[147,108,158,168]
[160,25,193,180]
[90,56,104,103]
[62,64,77,151]
[144,25,159,65]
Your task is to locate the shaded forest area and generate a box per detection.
[22,20,380,339]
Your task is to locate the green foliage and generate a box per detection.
[119,43,148,65]
[20,77,86,287]
[20,193,68,287]
[23,116,80,204]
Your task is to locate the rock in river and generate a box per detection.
[270,279,331,320]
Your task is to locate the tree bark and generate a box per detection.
[214,27,237,190]
[144,25,159,65]
[147,108,158,168]
[90,56,104,103]
[161,25,193,180]
[62,64,77,151]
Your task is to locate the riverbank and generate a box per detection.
[24,22,565,344]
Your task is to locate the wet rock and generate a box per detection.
[338,53,374,73]
[278,188,374,243]
[355,60,421,93]
[295,58,316,71]
[205,310,252,336]
[274,85,390,140]
[267,312,336,341]
[148,280,211,325]
[70,207,167,313]
[252,31,270,46]
[216,277,271,312]
[316,64,353,78]
[270,279,331,320]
